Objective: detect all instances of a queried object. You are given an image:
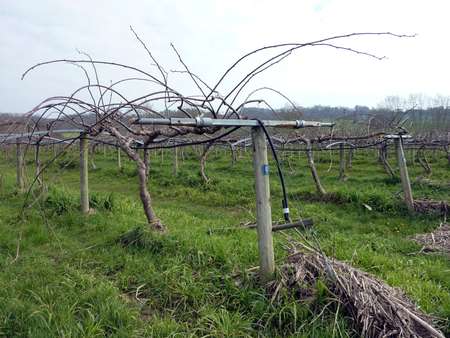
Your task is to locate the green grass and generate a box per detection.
[0,145,449,337]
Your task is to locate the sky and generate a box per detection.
[1,0,449,113]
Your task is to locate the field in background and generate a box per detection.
[0,146,449,337]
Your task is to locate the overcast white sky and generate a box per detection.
[1,0,449,113]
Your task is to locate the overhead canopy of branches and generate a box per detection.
[15,30,413,230]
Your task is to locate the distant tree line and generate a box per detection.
[1,94,449,139]
[242,94,450,139]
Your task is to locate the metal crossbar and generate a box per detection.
[134,117,334,128]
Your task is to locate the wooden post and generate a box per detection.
[117,146,122,170]
[395,137,414,212]
[339,143,345,180]
[230,145,237,167]
[35,142,43,186]
[16,143,25,192]
[251,127,275,282]
[80,133,90,214]
[7,145,12,161]
[173,147,178,175]
[347,147,353,170]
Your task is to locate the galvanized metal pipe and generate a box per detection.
[134,117,334,129]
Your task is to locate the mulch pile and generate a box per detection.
[414,199,449,216]
[412,224,450,254]
[273,243,446,338]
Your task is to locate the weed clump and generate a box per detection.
[382,176,401,185]
[56,157,78,169]
[117,226,179,255]
[292,190,406,213]
[44,188,127,214]
[90,192,119,211]
[44,187,78,214]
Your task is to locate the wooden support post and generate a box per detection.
[251,126,275,282]
[231,145,237,167]
[395,137,414,212]
[347,147,353,170]
[339,143,345,180]
[117,146,122,170]
[35,142,43,186]
[80,133,90,214]
[173,147,178,175]
[16,143,25,192]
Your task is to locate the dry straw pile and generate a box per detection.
[272,242,446,338]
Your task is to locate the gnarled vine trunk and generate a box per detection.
[378,143,395,178]
[108,127,166,232]
[301,138,326,196]
[200,142,214,184]
[417,146,432,176]
[444,145,450,166]
[136,158,165,231]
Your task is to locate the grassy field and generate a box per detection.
[0,144,449,337]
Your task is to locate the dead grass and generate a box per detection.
[412,223,450,254]
[271,242,446,338]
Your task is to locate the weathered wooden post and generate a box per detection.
[251,126,275,282]
[339,143,345,180]
[80,133,90,214]
[230,144,237,167]
[16,142,25,192]
[5,145,10,161]
[173,147,178,175]
[394,136,414,212]
[117,145,122,170]
[35,141,43,186]
[347,147,353,170]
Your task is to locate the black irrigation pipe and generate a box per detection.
[256,120,291,223]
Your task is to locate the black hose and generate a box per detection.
[255,120,291,222]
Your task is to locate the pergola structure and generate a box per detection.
[134,117,334,281]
